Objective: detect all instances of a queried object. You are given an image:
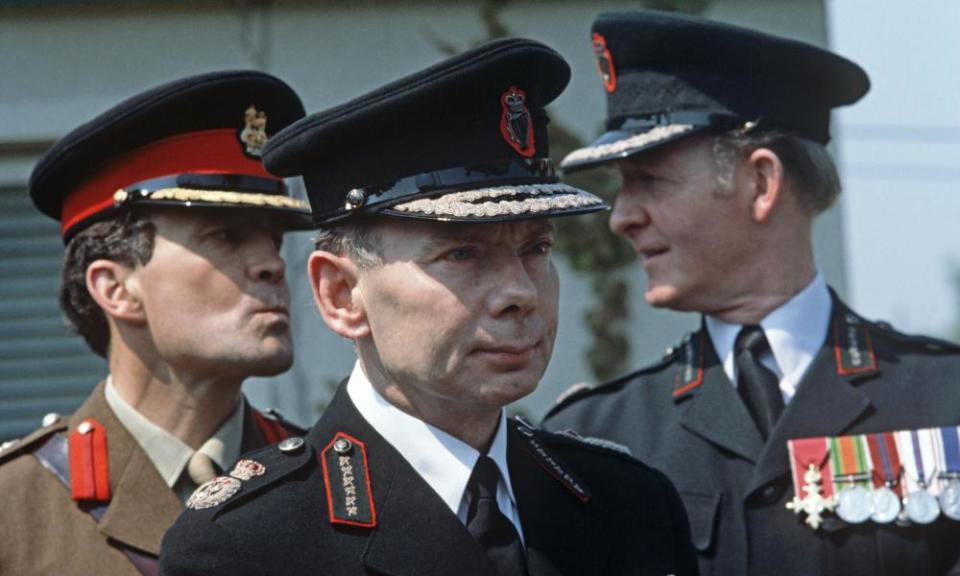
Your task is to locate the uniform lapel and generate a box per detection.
[676,328,765,463]
[746,296,875,495]
[309,384,494,576]
[70,381,182,556]
[508,422,608,576]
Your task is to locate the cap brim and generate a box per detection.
[560,124,706,173]
[381,182,607,222]
[128,187,314,231]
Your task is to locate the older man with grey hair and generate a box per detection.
[545,10,960,576]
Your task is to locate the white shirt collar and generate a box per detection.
[345,362,518,519]
[705,273,832,400]
[104,376,246,487]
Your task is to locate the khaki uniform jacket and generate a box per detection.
[0,381,302,576]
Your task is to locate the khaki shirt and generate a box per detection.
[104,377,245,501]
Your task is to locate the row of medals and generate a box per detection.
[834,474,960,524]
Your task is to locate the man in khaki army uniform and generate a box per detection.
[0,71,310,575]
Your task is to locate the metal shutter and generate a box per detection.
[0,183,106,442]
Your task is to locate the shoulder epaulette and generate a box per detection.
[608,333,690,387]
[553,382,594,406]
[548,333,688,413]
[0,413,69,465]
[319,432,377,528]
[547,428,632,456]
[624,338,687,380]
[537,427,641,465]
[185,436,313,519]
[867,318,960,354]
[516,415,638,467]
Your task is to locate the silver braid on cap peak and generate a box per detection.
[390,183,602,218]
[562,124,695,165]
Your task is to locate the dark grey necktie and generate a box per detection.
[735,325,785,439]
[465,455,528,576]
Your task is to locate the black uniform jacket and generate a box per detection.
[160,382,698,576]
[544,293,960,576]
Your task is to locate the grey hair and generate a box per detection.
[712,130,841,215]
[312,217,384,269]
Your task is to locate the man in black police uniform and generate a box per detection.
[160,39,697,576]
[543,11,960,576]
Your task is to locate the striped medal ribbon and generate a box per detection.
[895,428,941,524]
[936,426,960,520]
[830,434,872,524]
[865,432,902,523]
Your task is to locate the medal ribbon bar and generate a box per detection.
[830,435,870,486]
[866,432,902,497]
[937,426,960,520]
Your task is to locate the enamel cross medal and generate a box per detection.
[786,437,837,530]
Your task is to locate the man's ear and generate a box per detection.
[308,251,370,340]
[85,260,146,324]
[744,147,785,223]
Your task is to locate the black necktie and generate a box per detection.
[735,325,785,439]
[465,455,528,576]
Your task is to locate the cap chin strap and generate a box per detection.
[119,173,286,197]
[323,157,558,225]
[112,173,309,211]
[609,109,751,133]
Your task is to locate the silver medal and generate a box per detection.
[905,488,941,524]
[836,485,872,524]
[186,476,242,510]
[869,486,901,523]
[938,479,960,520]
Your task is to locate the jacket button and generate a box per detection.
[333,437,353,454]
[278,437,305,453]
[760,485,782,504]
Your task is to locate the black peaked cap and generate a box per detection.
[264,38,606,226]
[562,10,870,172]
[31,70,311,240]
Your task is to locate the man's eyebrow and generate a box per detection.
[420,224,485,243]
[417,221,555,247]
[531,220,556,235]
